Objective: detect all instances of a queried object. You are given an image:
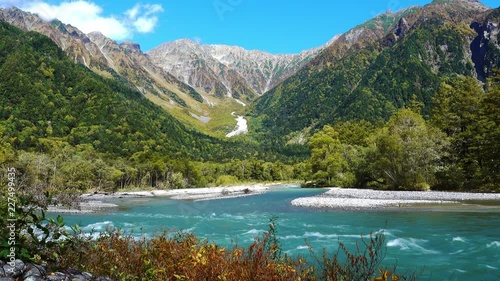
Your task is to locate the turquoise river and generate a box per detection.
[55,185,500,281]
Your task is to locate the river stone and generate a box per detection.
[13,259,25,273]
[0,277,15,281]
[81,272,93,279]
[23,263,45,280]
[1,266,9,277]
[2,259,25,278]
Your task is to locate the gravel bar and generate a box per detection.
[291,188,500,209]
[49,185,270,213]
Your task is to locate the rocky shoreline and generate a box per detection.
[0,259,111,281]
[47,185,500,213]
[48,185,270,213]
[291,188,500,210]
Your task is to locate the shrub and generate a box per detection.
[215,175,240,186]
[309,232,419,281]
[58,219,314,281]
[167,172,188,189]
[55,220,419,281]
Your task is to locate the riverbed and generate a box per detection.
[54,185,500,280]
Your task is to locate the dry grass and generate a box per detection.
[58,229,314,281]
[55,221,414,281]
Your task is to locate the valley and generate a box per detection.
[0,6,332,138]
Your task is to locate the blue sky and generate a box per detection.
[1,0,499,54]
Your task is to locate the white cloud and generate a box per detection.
[124,3,140,20]
[133,17,157,33]
[125,3,163,33]
[144,4,163,15]
[4,1,164,40]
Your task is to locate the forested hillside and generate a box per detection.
[306,72,500,191]
[250,1,500,145]
[0,7,212,128]
[0,21,240,161]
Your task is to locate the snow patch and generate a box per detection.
[226,112,248,138]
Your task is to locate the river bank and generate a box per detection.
[48,184,270,213]
[291,187,500,210]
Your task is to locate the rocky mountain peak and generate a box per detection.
[147,37,332,97]
[86,31,114,47]
[87,31,106,40]
[163,39,204,53]
[120,42,142,53]
[0,6,43,30]
[430,0,488,10]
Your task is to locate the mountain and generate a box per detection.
[0,6,330,137]
[250,0,500,144]
[84,31,205,108]
[146,38,330,101]
[0,20,247,161]
[146,39,256,104]
[0,7,218,132]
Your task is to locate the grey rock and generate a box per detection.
[120,41,142,53]
[69,275,87,281]
[13,259,25,273]
[23,276,43,281]
[0,259,114,281]
[23,263,45,279]
[2,259,25,278]
[1,266,9,277]
[81,272,93,279]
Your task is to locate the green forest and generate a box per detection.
[308,74,500,191]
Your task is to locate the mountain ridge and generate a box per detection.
[0,7,204,111]
[249,0,500,145]
[0,20,246,161]
[146,37,332,99]
[0,6,332,137]
[2,0,497,144]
